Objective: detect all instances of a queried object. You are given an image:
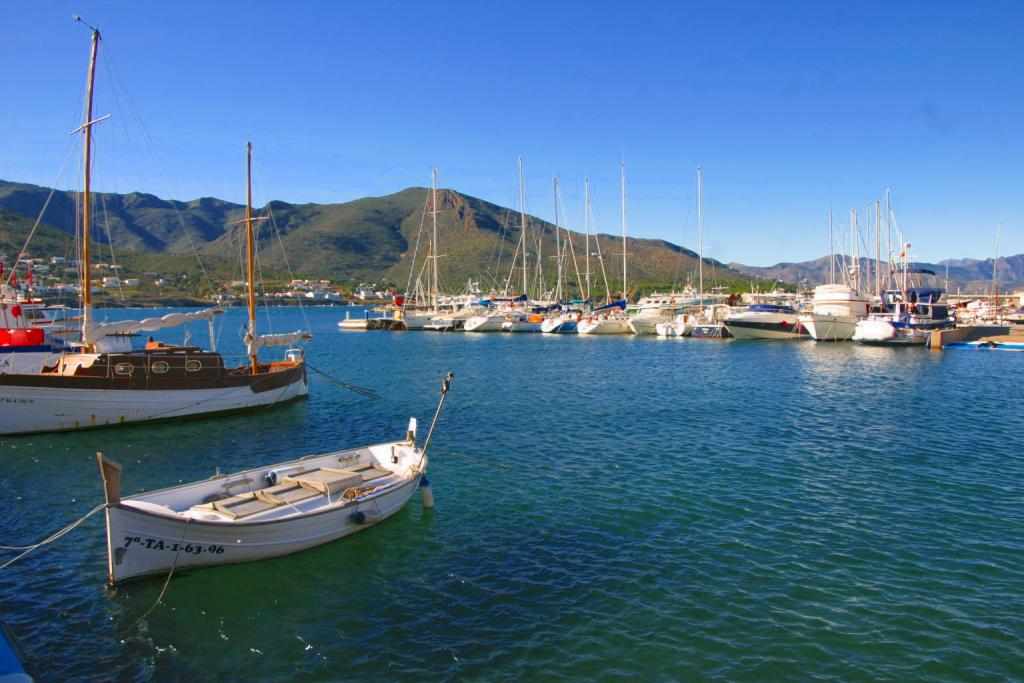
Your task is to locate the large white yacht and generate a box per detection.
[797,284,871,341]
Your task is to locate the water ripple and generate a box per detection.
[0,308,1022,680]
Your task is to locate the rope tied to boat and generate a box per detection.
[0,503,105,570]
[118,517,192,640]
[305,363,381,400]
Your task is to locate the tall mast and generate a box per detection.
[697,165,704,305]
[886,188,892,285]
[993,223,1002,319]
[245,142,258,373]
[518,156,528,298]
[875,200,881,297]
[553,177,562,302]
[431,167,439,309]
[584,177,591,301]
[620,162,627,301]
[80,27,100,346]
[850,208,859,293]
[829,206,834,285]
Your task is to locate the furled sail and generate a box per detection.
[254,330,312,349]
[85,308,225,341]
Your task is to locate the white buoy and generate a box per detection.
[419,477,434,508]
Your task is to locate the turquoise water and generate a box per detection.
[1,307,1022,680]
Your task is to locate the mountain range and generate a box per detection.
[729,254,1024,292]
[0,179,1017,294]
[0,180,746,293]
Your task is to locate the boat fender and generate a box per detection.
[419,476,435,508]
[265,466,302,486]
[351,510,381,525]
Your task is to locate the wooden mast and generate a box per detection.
[81,28,100,347]
[246,142,258,373]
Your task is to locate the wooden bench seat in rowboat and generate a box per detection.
[282,467,364,496]
[192,464,394,520]
[204,492,281,520]
[342,463,392,482]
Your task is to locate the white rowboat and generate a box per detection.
[98,373,454,584]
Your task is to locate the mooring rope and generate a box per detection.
[0,503,105,569]
[305,363,381,400]
[118,517,192,639]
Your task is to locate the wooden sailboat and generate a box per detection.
[98,373,453,584]
[0,28,309,435]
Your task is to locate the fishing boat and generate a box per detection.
[725,303,807,340]
[853,241,955,346]
[97,373,454,584]
[853,285,954,345]
[0,29,310,435]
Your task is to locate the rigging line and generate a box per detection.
[251,209,274,335]
[94,159,128,304]
[305,362,381,400]
[0,503,104,568]
[7,139,79,288]
[99,42,216,298]
[404,192,430,306]
[101,53,146,200]
[252,154,310,333]
[118,517,191,640]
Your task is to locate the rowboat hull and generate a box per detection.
[105,471,420,584]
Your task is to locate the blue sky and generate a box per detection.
[2,1,1021,265]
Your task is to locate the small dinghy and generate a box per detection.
[97,373,454,584]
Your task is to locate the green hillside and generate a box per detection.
[0,179,758,296]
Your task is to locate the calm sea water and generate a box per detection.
[1,306,1022,681]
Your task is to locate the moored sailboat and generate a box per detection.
[578,163,632,336]
[0,28,309,435]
